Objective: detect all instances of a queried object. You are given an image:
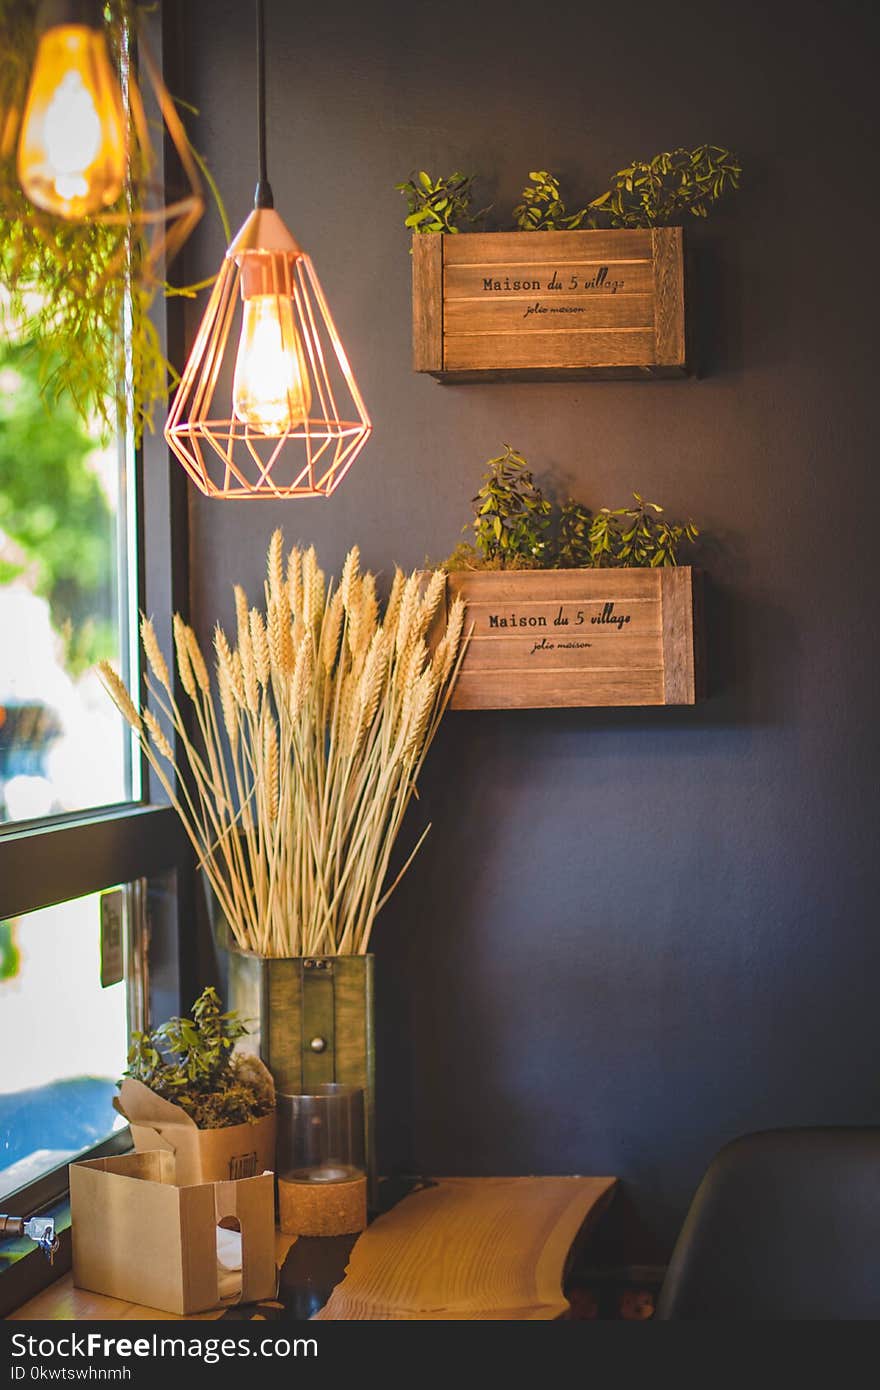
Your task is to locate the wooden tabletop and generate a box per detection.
[10,1177,616,1322]
[9,1232,297,1322]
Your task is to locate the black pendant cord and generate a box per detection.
[254,0,274,209]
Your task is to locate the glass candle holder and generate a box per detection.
[277,1084,367,1236]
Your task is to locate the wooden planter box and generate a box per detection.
[446,567,703,710]
[412,228,686,381]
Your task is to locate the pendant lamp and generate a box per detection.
[15,0,203,275]
[164,0,371,499]
[18,0,126,218]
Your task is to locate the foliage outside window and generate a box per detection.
[0,339,136,825]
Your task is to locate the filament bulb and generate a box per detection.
[17,23,126,219]
[232,294,312,436]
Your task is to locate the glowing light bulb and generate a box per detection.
[232,294,312,436]
[17,24,126,219]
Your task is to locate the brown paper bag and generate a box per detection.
[114,1062,276,1186]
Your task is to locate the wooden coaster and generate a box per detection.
[279,1173,368,1236]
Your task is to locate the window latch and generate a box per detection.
[0,1213,60,1265]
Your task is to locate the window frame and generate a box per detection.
[0,0,196,1307]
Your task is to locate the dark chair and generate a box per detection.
[655,1127,880,1320]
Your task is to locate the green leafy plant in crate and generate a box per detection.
[447,444,553,570]
[397,146,741,233]
[555,498,594,568]
[585,493,700,567]
[395,170,490,235]
[512,171,587,232]
[586,145,742,228]
[446,447,699,571]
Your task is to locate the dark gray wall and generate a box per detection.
[177,0,880,1250]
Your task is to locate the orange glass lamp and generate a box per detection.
[14,0,203,276]
[17,0,125,219]
[164,0,371,498]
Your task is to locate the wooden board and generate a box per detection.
[314,1176,616,1320]
[412,228,686,381]
[447,567,702,709]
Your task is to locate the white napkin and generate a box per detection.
[216,1226,242,1300]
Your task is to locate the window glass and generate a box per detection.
[0,339,138,825]
[0,887,135,1203]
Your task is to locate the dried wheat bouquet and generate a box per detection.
[100,533,467,956]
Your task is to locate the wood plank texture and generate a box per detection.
[452,668,666,709]
[411,229,687,379]
[447,568,700,709]
[660,566,699,703]
[411,235,443,371]
[444,329,657,372]
[443,229,652,263]
[444,294,655,334]
[314,1176,617,1320]
[431,364,686,382]
[652,227,686,367]
[450,569,661,601]
[444,261,656,299]
[463,633,662,672]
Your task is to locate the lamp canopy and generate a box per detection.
[163,0,371,499]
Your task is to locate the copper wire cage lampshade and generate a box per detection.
[163,0,371,499]
[164,208,371,498]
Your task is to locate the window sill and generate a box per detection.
[0,1131,133,1317]
[0,1197,71,1319]
[0,805,187,919]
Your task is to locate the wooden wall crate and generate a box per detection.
[412,228,687,381]
[446,567,703,710]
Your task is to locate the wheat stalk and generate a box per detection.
[140,616,170,691]
[99,537,467,956]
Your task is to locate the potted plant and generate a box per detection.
[443,445,702,710]
[100,534,467,1194]
[400,146,741,380]
[115,986,276,1186]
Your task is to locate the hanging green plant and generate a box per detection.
[0,0,225,443]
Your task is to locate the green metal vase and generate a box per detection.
[212,916,376,1204]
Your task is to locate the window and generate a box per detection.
[0,337,139,826]
[0,7,192,1317]
[0,884,145,1205]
